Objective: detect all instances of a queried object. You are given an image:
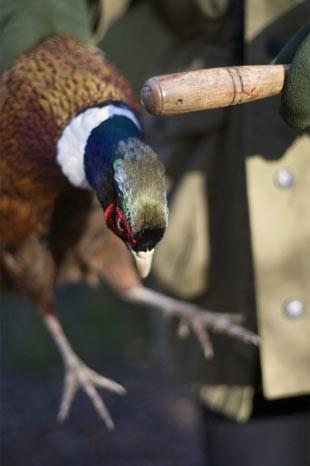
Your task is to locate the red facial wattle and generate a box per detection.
[103,202,136,248]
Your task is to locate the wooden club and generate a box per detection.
[141,64,288,116]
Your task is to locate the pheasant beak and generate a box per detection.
[131,249,155,279]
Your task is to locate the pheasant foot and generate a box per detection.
[44,313,126,430]
[125,286,259,359]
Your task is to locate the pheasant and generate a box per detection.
[0,32,258,429]
[0,32,169,427]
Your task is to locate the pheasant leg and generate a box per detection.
[43,312,126,429]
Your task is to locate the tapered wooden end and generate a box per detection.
[141,78,164,116]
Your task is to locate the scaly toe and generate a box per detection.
[57,358,125,429]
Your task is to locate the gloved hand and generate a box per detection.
[274,24,310,130]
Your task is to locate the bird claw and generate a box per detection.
[174,312,259,360]
[43,313,126,430]
[57,356,126,430]
[125,286,260,361]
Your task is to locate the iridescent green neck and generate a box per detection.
[113,138,168,238]
[84,111,143,206]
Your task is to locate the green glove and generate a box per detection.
[274,24,310,130]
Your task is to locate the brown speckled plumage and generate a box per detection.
[0,34,139,247]
[0,34,140,300]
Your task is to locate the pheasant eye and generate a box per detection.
[116,217,125,233]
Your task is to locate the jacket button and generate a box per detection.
[274,168,294,189]
[282,298,305,319]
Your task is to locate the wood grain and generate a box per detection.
[141,65,288,116]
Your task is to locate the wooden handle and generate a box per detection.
[141,64,288,116]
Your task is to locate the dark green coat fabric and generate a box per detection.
[0,0,92,73]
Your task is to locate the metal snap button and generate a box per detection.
[274,168,294,189]
[282,298,305,319]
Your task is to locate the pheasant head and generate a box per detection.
[57,101,168,277]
